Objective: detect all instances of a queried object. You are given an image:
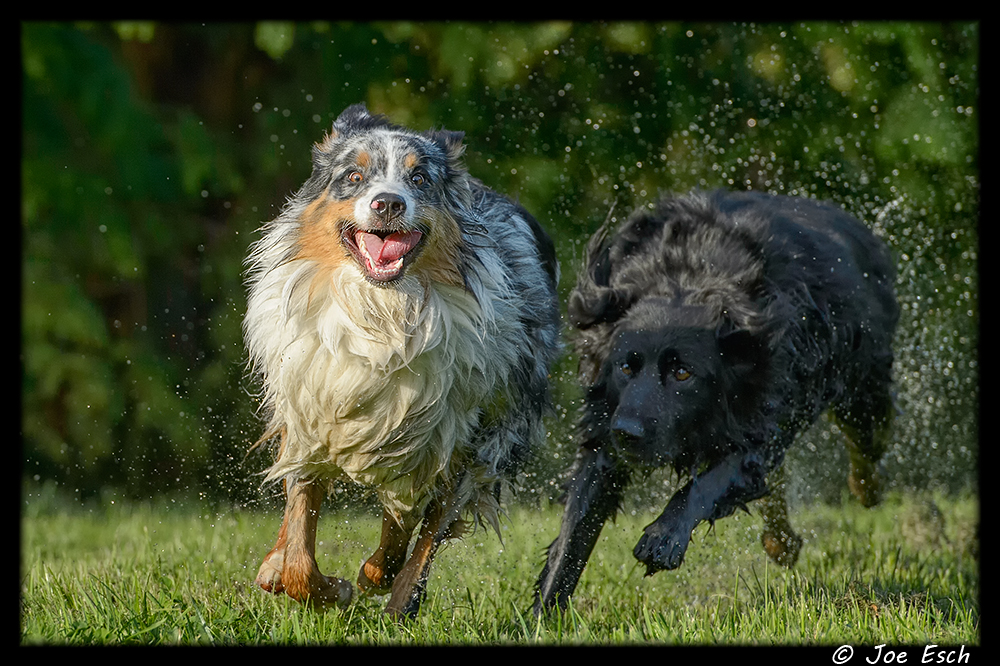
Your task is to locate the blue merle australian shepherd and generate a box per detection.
[244,104,560,618]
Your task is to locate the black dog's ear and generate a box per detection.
[718,327,757,360]
[716,315,763,363]
[568,246,631,329]
[569,215,633,329]
[716,319,770,419]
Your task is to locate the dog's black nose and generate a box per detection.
[370,192,406,219]
[611,414,646,442]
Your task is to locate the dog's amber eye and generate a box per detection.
[620,352,642,378]
[348,171,364,183]
[411,172,426,187]
[674,368,691,381]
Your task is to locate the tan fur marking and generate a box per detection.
[296,198,355,269]
[404,152,419,170]
[356,151,371,169]
[294,197,357,305]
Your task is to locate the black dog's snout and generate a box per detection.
[370,192,407,219]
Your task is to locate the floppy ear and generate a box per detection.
[715,319,770,419]
[716,319,768,401]
[568,250,630,329]
[568,219,630,329]
[570,205,677,330]
[717,326,758,363]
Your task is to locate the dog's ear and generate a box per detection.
[569,218,632,329]
[334,103,372,125]
[569,244,628,328]
[425,129,467,165]
[569,289,623,330]
[333,103,393,133]
[314,104,393,157]
[716,318,770,419]
[718,327,757,361]
[716,317,763,369]
[571,206,676,330]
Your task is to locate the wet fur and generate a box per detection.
[535,190,898,612]
[244,104,560,618]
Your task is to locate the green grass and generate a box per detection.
[20,488,978,645]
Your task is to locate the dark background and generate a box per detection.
[21,21,978,510]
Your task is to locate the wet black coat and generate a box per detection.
[535,190,898,611]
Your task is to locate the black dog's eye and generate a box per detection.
[660,352,692,383]
[411,172,427,187]
[620,352,643,378]
[348,171,364,183]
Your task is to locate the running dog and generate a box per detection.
[244,104,560,618]
[535,190,898,612]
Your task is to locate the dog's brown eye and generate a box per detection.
[674,368,691,381]
[348,171,364,183]
[621,352,642,378]
[411,173,426,187]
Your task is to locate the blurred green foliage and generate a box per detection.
[21,21,978,505]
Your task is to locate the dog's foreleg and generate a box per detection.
[533,447,630,614]
[256,477,353,609]
[634,449,771,574]
[358,509,416,595]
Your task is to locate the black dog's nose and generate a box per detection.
[370,192,406,219]
[611,413,646,442]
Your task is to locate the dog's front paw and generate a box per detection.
[633,520,691,574]
[255,547,286,594]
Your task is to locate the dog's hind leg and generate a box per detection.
[255,477,353,609]
[534,447,630,614]
[834,373,894,508]
[358,509,416,595]
[383,494,456,619]
[758,466,802,567]
[837,413,890,508]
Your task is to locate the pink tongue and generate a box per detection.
[356,230,422,264]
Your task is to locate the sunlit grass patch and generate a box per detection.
[20,491,978,645]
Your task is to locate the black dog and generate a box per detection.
[535,190,898,612]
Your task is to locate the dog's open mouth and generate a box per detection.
[345,227,424,283]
